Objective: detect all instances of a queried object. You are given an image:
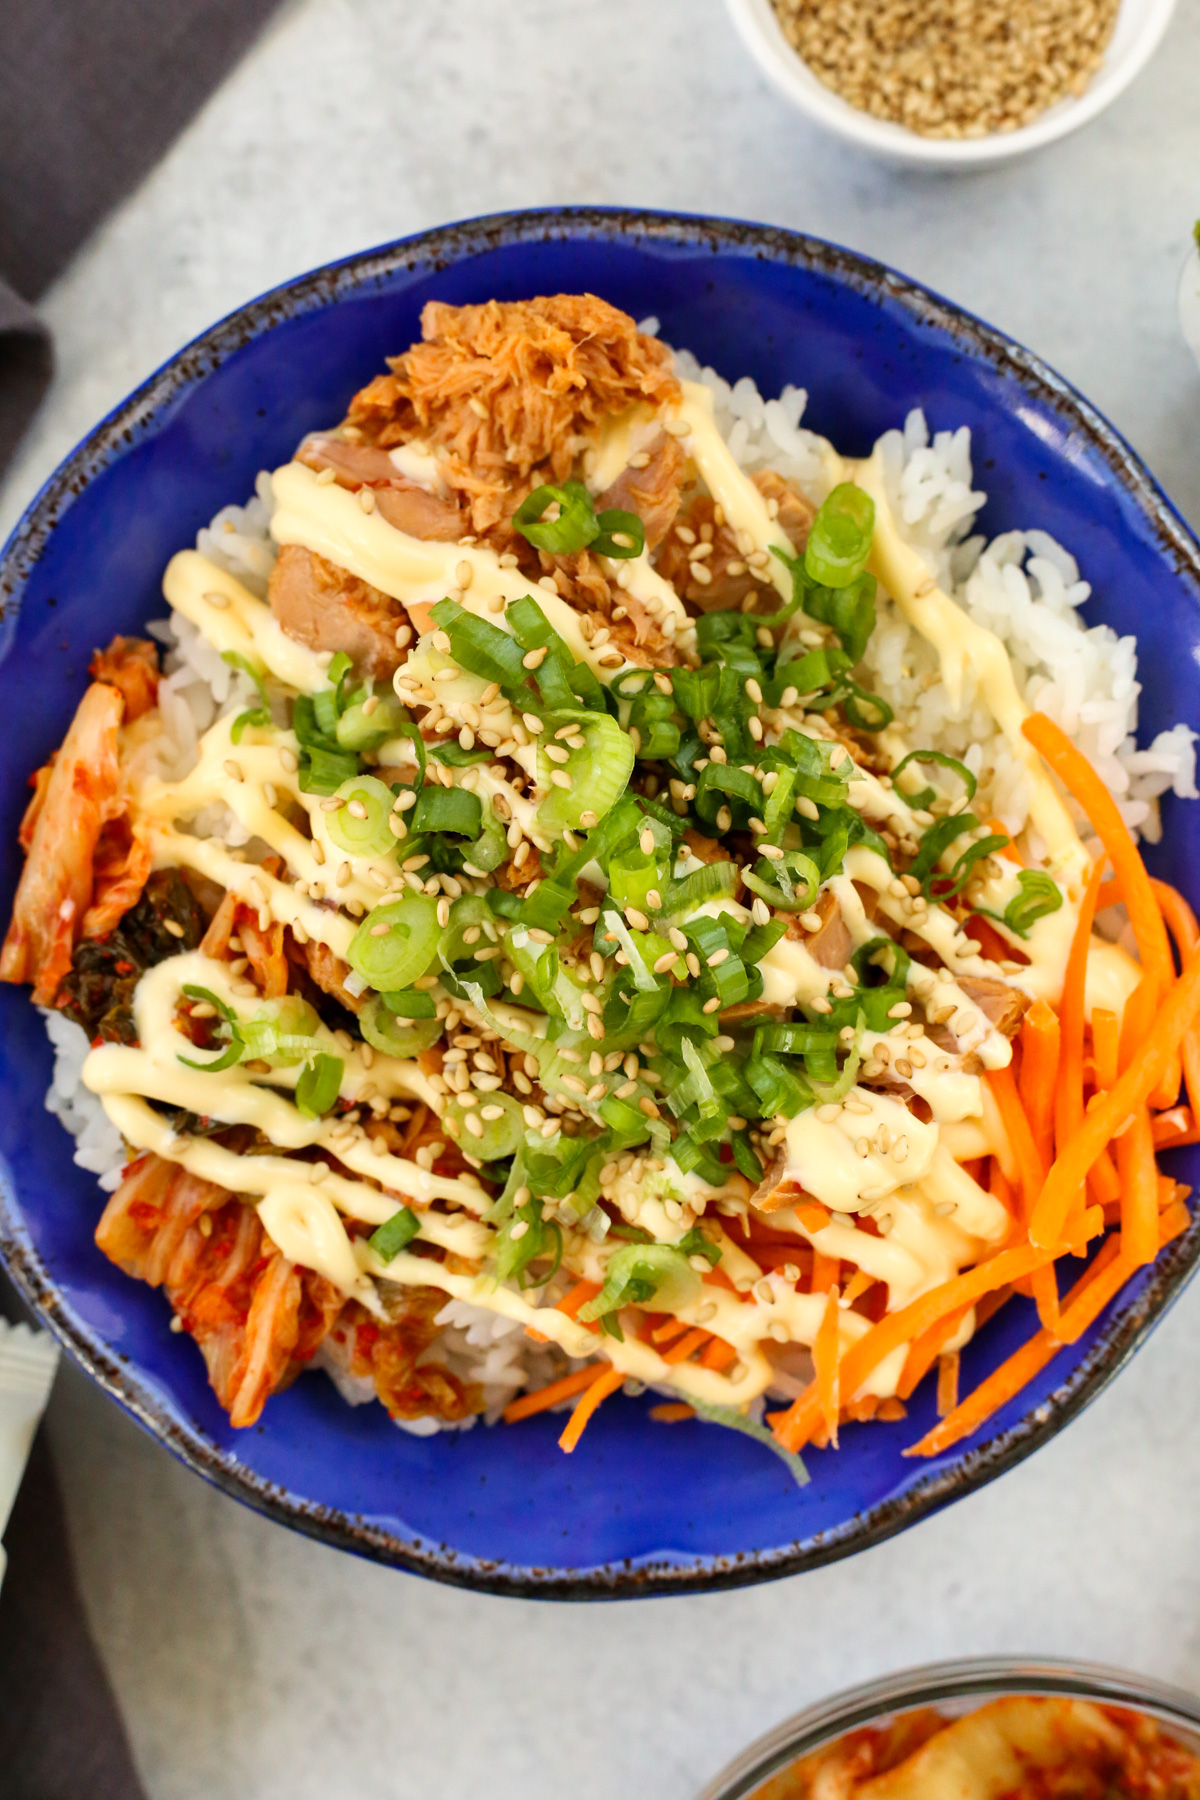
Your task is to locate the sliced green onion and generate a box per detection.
[359,999,443,1059]
[850,936,911,989]
[295,1052,343,1118]
[591,506,645,560]
[689,1400,809,1487]
[446,1090,524,1161]
[410,785,482,839]
[892,749,977,811]
[430,742,493,767]
[730,1132,764,1183]
[1002,868,1063,937]
[577,1243,700,1324]
[743,850,821,914]
[462,796,508,873]
[842,682,893,732]
[805,482,876,589]
[537,709,634,836]
[658,860,739,919]
[512,480,598,555]
[428,598,528,689]
[495,1198,562,1287]
[336,693,408,753]
[939,832,1011,901]
[239,996,322,1067]
[368,1205,421,1262]
[326,774,401,858]
[379,988,436,1019]
[348,893,440,992]
[223,650,273,742]
[909,812,981,891]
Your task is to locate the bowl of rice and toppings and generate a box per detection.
[726,0,1177,167]
[2,209,1200,1594]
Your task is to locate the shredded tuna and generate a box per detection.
[268,543,406,680]
[297,936,363,1013]
[341,294,679,536]
[787,888,854,970]
[656,470,813,612]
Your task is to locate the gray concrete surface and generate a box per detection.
[3,1,1199,1794]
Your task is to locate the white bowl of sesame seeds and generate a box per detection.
[725,0,1177,167]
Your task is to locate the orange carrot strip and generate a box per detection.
[1029,941,1200,1247]
[1055,853,1106,1159]
[1019,1000,1060,1170]
[770,1241,1060,1452]
[1086,1144,1122,1205]
[1119,975,1157,1073]
[555,1279,601,1321]
[703,1266,751,1300]
[1117,1104,1159,1267]
[896,1302,972,1402]
[558,1364,626,1452]
[841,1269,876,1306]
[1151,878,1200,1118]
[662,1327,711,1366]
[1159,1200,1192,1247]
[988,1158,1016,1216]
[795,1200,832,1232]
[1023,712,1173,995]
[504,1363,607,1425]
[699,1335,738,1372]
[813,1286,841,1448]
[649,1402,695,1424]
[810,1252,840,1294]
[904,1237,1127,1457]
[1023,712,1179,1107]
[1153,1108,1200,1149]
[986,1064,1045,1223]
[524,1327,551,1344]
[1030,1263,1061,1335]
[1092,1007,1119,1091]
[936,1351,960,1417]
[650,1316,693,1346]
[989,821,1023,864]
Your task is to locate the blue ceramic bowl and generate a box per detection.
[3,208,1199,1598]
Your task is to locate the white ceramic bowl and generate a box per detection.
[726,0,1177,168]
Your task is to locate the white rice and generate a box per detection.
[41,350,1200,1418]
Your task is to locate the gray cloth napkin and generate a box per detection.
[0,0,284,467]
[0,2,284,1790]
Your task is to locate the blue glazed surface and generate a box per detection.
[3,209,1200,1595]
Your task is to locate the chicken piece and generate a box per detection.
[787,887,853,971]
[296,433,467,541]
[956,974,1029,1040]
[342,294,679,535]
[0,681,125,1004]
[299,936,363,1013]
[268,543,406,680]
[594,430,685,550]
[89,635,160,722]
[655,470,814,612]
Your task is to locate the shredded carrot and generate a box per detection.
[903,1236,1127,1458]
[524,1326,551,1344]
[1152,878,1200,1120]
[662,1327,711,1366]
[810,1251,840,1294]
[555,1279,601,1322]
[876,1397,908,1422]
[650,1316,693,1346]
[989,820,1023,864]
[841,1269,876,1306]
[699,1335,738,1371]
[503,1363,606,1425]
[1092,1007,1119,1091]
[1023,712,1174,999]
[813,1286,841,1449]
[770,1240,1063,1452]
[897,1302,972,1401]
[795,1200,832,1232]
[985,1064,1045,1222]
[1030,1263,1060,1335]
[649,1402,696,1424]
[1086,1144,1122,1205]
[936,1351,960,1417]
[1118,1104,1160,1268]
[1029,941,1200,1248]
[988,1158,1016,1216]
[703,1266,751,1300]
[1153,1107,1200,1149]
[558,1363,625,1453]
[1018,1000,1060,1169]
[1055,853,1106,1164]
[1159,1200,1192,1247]
[1119,975,1157,1074]
[1023,712,1179,1108]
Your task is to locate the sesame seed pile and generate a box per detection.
[770,0,1120,137]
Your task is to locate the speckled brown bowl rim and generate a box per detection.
[2,206,1200,1599]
